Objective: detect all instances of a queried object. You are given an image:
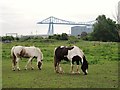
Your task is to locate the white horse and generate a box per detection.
[11,46,43,71]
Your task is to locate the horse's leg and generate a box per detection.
[55,60,61,73]
[56,61,59,73]
[76,65,80,74]
[11,52,16,71]
[12,63,15,71]
[54,56,59,73]
[30,58,34,70]
[12,62,15,71]
[12,62,16,71]
[25,57,33,70]
[54,56,64,73]
[12,57,16,71]
[58,63,64,73]
[70,62,75,74]
[16,57,20,71]
[76,60,80,74]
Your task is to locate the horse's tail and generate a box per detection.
[54,47,57,68]
[11,46,16,66]
[54,55,57,68]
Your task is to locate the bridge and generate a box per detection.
[37,16,95,35]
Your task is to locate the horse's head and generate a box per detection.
[38,60,42,70]
[81,57,88,75]
[36,48,43,70]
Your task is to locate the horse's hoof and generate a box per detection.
[12,69,15,71]
[59,71,64,74]
[31,67,34,70]
[39,68,41,70]
[55,70,59,73]
[71,71,75,74]
[76,71,80,74]
[59,72,62,74]
[24,68,27,70]
[17,69,20,71]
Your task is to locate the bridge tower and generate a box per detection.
[48,16,54,35]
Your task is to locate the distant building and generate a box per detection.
[6,33,18,37]
[21,34,48,38]
[71,25,93,37]
[118,1,120,24]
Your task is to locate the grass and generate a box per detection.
[2,40,119,88]
[2,60,118,88]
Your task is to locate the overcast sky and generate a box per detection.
[0,0,119,36]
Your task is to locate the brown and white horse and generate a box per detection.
[11,46,43,71]
[54,45,88,75]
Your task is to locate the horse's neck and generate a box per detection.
[37,49,43,61]
[37,56,42,62]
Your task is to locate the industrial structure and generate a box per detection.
[71,25,93,37]
[37,16,94,35]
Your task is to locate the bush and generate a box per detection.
[81,34,93,41]
[48,33,68,40]
[68,36,79,44]
[2,36,14,42]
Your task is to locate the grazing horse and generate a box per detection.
[11,46,43,71]
[54,45,88,75]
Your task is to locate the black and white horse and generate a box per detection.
[54,45,88,75]
[11,46,43,71]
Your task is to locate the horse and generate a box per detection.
[11,46,43,71]
[54,45,88,75]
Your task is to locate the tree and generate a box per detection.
[81,32,87,38]
[2,36,14,42]
[91,15,119,42]
[61,33,68,40]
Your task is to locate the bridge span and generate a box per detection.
[37,16,95,35]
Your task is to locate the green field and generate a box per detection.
[1,40,119,88]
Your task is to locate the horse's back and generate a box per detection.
[23,46,43,59]
[24,47,39,56]
[11,46,23,54]
[67,46,84,60]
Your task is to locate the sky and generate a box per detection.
[0,0,119,36]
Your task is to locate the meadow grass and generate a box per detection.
[2,40,119,88]
[2,60,118,88]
